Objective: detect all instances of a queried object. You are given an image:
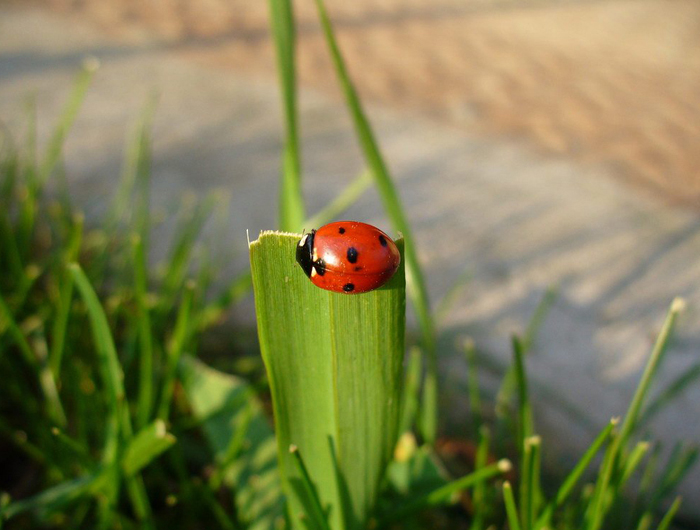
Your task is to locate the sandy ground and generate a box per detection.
[34,0,700,207]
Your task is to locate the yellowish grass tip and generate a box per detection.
[82,56,100,72]
[610,416,620,425]
[498,459,513,473]
[671,297,687,313]
[526,435,542,446]
[289,444,298,453]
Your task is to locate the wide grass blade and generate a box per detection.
[250,231,405,530]
[311,0,437,442]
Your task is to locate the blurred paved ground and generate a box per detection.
[1,4,699,511]
[36,0,700,206]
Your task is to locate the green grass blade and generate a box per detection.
[503,481,522,530]
[639,361,700,428]
[250,231,405,530]
[49,213,83,377]
[304,170,373,229]
[383,460,511,525]
[535,418,617,529]
[464,337,483,433]
[586,298,685,530]
[311,0,437,442]
[121,420,176,477]
[289,445,333,530]
[38,58,98,185]
[68,263,125,462]
[617,298,686,449]
[1,473,101,521]
[496,288,556,418]
[513,336,534,450]
[398,347,422,435]
[655,497,681,530]
[269,0,304,231]
[132,234,154,428]
[470,425,491,530]
[157,281,194,420]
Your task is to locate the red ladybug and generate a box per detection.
[296,221,401,294]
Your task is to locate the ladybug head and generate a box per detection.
[295,229,316,278]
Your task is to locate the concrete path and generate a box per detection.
[1,6,699,508]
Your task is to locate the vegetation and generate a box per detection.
[0,1,697,529]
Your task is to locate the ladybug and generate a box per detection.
[296,221,400,294]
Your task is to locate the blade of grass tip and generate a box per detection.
[304,169,373,229]
[383,460,512,525]
[32,331,67,427]
[655,497,681,530]
[121,420,176,477]
[289,445,332,530]
[618,297,686,449]
[399,346,423,435]
[196,270,251,331]
[535,418,618,530]
[158,193,217,317]
[157,280,195,421]
[269,0,304,232]
[513,335,534,452]
[620,441,651,487]
[50,213,84,377]
[311,0,438,442]
[503,481,523,530]
[132,234,154,428]
[586,299,685,530]
[464,337,483,433]
[107,93,158,230]
[38,57,99,186]
[497,288,556,418]
[523,286,557,352]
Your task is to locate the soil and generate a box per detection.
[30,0,700,207]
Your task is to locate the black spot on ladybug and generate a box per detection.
[339,227,346,234]
[347,247,358,263]
[354,266,362,271]
[314,259,326,276]
[378,235,388,247]
[343,283,355,292]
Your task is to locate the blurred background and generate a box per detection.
[2,0,699,517]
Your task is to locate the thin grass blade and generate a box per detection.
[311,0,437,442]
